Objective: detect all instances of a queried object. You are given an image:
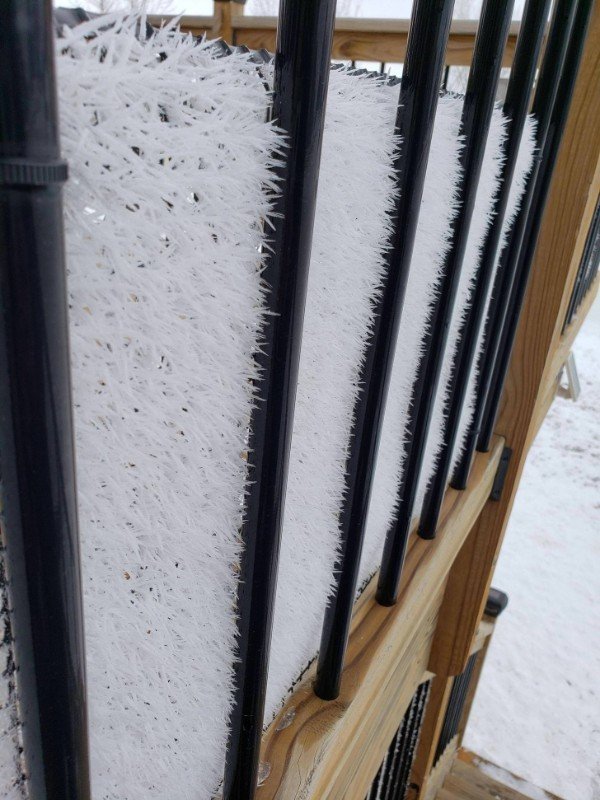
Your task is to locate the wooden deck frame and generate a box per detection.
[152,5,599,797]
[254,438,504,800]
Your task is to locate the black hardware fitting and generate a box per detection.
[0,158,68,186]
[489,445,513,501]
[484,587,509,617]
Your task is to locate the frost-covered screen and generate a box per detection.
[0,15,535,800]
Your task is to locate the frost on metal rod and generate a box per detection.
[265,69,400,717]
[0,12,536,796]
[56,16,282,800]
[362,104,536,577]
[0,534,26,800]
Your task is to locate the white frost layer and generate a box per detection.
[363,103,535,578]
[361,94,464,577]
[58,17,281,800]
[415,104,509,507]
[266,71,400,717]
[0,541,26,800]
[465,314,600,800]
[0,21,539,799]
[450,114,537,471]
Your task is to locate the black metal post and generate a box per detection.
[417,0,551,534]
[313,0,455,702]
[450,0,580,475]
[0,2,91,799]
[376,0,514,601]
[478,0,594,452]
[442,64,451,91]
[222,1,336,797]
[564,197,600,330]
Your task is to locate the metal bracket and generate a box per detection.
[489,445,513,502]
[557,351,581,401]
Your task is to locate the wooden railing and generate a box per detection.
[149,2,522,67]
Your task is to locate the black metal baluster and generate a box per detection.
[0,1,91,798]
[376,0,514,603]
[417,0,551,533]
[314,0,455,701]
[478,0,594,452]
[564,197,600,330]
[391,701,416,799]
[442,64,451,91]
[451,0,581,475]
[222,1,337,797]
[385,708,411,800]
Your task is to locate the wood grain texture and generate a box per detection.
[147,13,214,36]
[151,14,519,66]
[409,617,494,800]
[429,2,600,680]
[230,25,517,67]
[438,751,565,800]
[422,743,458,800]
[255,438,504,800]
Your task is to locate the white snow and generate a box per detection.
[57,18,282,800]
[464,304,600,800]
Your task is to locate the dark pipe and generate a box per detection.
[478,0,594,452]
[417,0,551,536]
[413,0,515,540]
[442,64,451,91]
[564,197,600,330]
[222,1,337,797]
[376,0,514,600]
[0,1,91,798]
[451,0,579,475]
[314,0,455,701]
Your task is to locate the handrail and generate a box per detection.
[148,11,524,67]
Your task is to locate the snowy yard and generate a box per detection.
[465,301,600,800]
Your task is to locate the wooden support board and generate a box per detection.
[438,750,565,800]
[148,13,520,67]
[255,438,504,800]
[233,19,519,66]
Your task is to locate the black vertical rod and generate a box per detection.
[442,64,451,91]
[313,0,455,702]
[222,1,337,797]
[478,0,594,452]
[417,0,551,535]
[451,0,580,480]
[0,1,91,798]
[376,0,514,604]
[564,196,600,330]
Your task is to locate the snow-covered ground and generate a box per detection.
[464,298,600,800]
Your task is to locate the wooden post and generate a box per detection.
[213,1,245,44]
[429,0,600,678]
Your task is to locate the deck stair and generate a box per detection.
[437,750,564,800]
